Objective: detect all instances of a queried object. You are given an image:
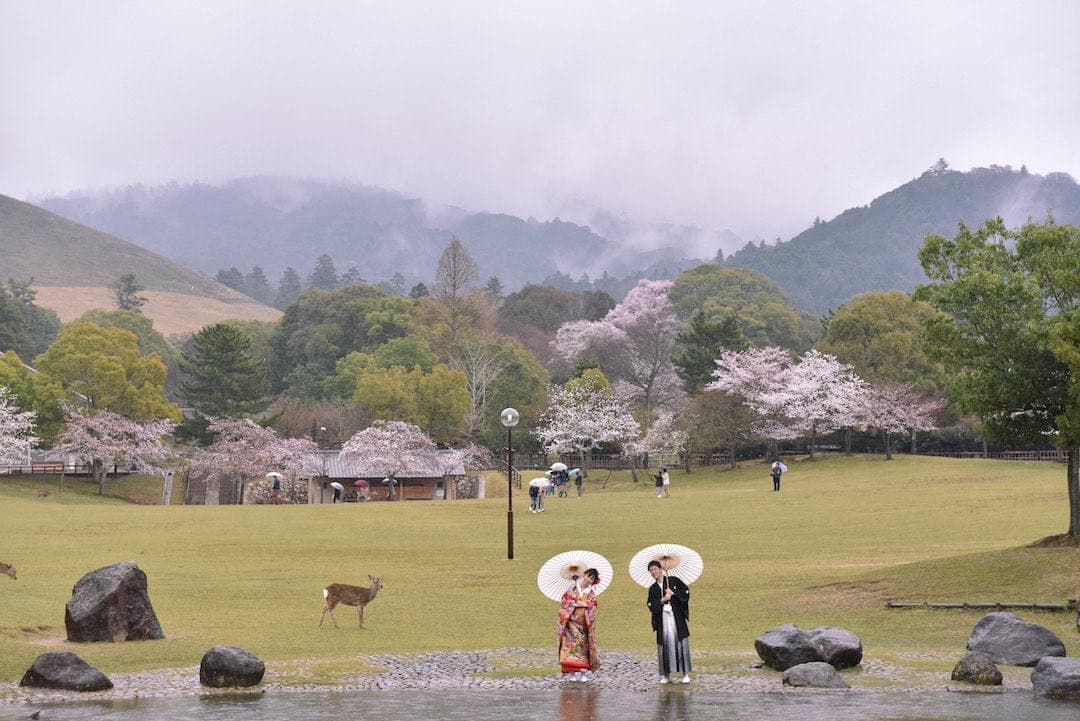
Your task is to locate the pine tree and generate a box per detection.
[113,273,147,312]
[276,267,303,309]
[307,254,339,290]
[179,323,269,417]
[244,266,273,305]
[672,309,748,393]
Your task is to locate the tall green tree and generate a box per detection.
[308,254,339,290]
[79,309,182,396]
[668,264,819,351]
[672,309,748,393]
[180,322,270,417]
[33,321,180,423]
[269,284,416,397]
[275,267,303,309]
[113,273,147,312]
[916,218,1080,538]
[244,266,274,305]
[432,237,480,345]
[816,290,947,392]
[0,280,60,359]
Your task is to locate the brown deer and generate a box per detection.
[320,575,383,628]
[0,562,15,580]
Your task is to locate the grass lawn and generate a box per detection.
[0,454,1076,686]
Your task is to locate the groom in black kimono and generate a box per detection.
[646,559,691,683]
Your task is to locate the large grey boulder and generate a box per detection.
[754,624,863,671]
[19,652,113,691]
[200,645,265,687]
[782,661,849,688]
[1031,656,1080,700]
[965,612,1065,666]
[950,651,1003,685]
[65,561,164,642]
[809,627,863,669]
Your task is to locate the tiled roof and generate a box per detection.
[305,450,465,479]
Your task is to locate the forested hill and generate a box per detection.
[724,165,1080,314]
[34,177,710,293]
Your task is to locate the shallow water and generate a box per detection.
[5,687,1078,721]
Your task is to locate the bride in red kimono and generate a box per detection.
[557,568,600,681]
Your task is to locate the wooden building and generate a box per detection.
[305,450,470,503]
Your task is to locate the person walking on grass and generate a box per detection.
[771,460,786,492]
[660,466,671,497]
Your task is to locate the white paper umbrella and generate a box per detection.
[329,481,344,491]
[529,477,552,488]
[550,462,568,472]
[537,550,613,601]
[265,472,283,480]
[628,543,704,588]
[774,462,788,473]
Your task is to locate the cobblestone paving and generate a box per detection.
[0,648,1030,705]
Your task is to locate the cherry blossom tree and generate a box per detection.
[641,408,689,467]
[190,417,318,503]
[555,279,683,414]
[341,420,455,499]
[776,350,866,457]
[708,347,867,457]
[534,370,640,468]
[707,347,800,454]
[856,384,942,460]
[0,386,36,466]
[57,411,175,495]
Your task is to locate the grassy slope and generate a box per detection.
[31,287,281,338]
[1,194,280,335]
[0,455,1075,685]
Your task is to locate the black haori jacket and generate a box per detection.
[648,575,690,643]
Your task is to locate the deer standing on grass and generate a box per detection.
[0,562,15,580]
[320,575,383,628]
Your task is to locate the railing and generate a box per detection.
[920,450,1067,462]
[0,464,134,475]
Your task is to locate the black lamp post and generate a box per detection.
[500,407,520,560]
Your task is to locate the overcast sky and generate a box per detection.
[3,1,1079,245]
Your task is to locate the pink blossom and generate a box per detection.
[0,386,36,465]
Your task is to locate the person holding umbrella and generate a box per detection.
[329,481,344,503]
[630,544,702,685]
[771,460,787,492]
[538,551,612,683]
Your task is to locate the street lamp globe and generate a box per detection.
[500,407,519,427]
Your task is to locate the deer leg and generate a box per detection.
[320,602,339,628]
[358,604,365,629]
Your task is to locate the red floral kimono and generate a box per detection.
[557,584,599,673]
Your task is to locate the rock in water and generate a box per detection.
[19,652,113,691]
[200,645,266,687]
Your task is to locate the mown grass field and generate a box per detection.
[0,454,1076,687]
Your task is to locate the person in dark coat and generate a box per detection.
[646,560,691,683]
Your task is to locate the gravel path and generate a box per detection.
[0,648,1033,705]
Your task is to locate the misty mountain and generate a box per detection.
[35,177,714,293]
[724,164,1080,314]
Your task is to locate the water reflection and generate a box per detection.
[559,687,598,721]
[653,688,688,721]
[8,688,1080,721]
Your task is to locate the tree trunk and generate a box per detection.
[1068,445,1079,538]
[911,428,918,455]
[728,445,737,471]
[844,427,852,454]
[809,421,817,459]
[94,460,107,496]
[885,431,893,461]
